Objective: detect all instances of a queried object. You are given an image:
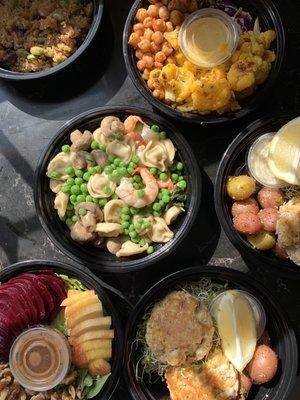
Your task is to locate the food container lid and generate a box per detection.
[179,8,240,69]
[246,133,287,188]
[9,326,71,392]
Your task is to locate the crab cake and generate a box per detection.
[145,291,214,366]
[165,348,239,400]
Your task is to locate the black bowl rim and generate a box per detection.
[124,265,298,400]
[123,0,286,125]
[34,105,202,273]
[0,0,104,81]
[214,112,300,275]
[0,259,124,400]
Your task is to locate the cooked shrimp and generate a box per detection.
[157,178,174,190]
[115,167,159,208]
[124,115,146,146]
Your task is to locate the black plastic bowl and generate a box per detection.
[214,113,300,275]
[0,259,123,400]
[34,106,201,273]
[123,0,285,125]
[0,0,103,81]
[125,266,298,400]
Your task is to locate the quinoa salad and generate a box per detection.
[0,0,93,72]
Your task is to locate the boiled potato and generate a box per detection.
[247,231,276,250]
[247,345,278,384]
[227,175,256,200]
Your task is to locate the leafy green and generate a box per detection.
[51,309,67,336]
[282,186,300,200]
[77,369,110,399]
[59,274,88,291]
[169,186,187,208]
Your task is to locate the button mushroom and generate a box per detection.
[70,151,95,170]
[50,179,64,193]
[75,202,103,232]
[91,150,108,167]
[106,237,124,254]
[70,221,96,243]
[70,130,93,152]
[100,116,125,139]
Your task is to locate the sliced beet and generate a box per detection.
[0,287,30,327]
[0,283,33,325]
[33,270,58,277]
[5,282,38,325]
[38,275,67,321]
[0,298,27,334]
[8,277,46,321]
[0,312,21,338]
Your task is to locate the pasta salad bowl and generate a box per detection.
[34,106,201,273]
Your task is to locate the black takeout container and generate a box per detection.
[0,0,103,81]
[214,113,300,275]
[123,0,285,125]
[125,266,298,400]
[0,259,124,400]
[34,106,201,273]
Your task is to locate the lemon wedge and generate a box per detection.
[211,290,257,372]
[268,117,300,185]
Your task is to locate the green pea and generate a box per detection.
[150,167,157,175]
[65,166,75,176]
[66,210,74,217]
[91,140,99,150]
[105,165,114,175]
[80,183,88,193]
[95,165,102,173]
[177,180,187,189]
[133,175,141,183]
[98,199,108,207]
[119,161,126,168]
[88,167,97,175]
[132,154,140,163]
[112,170,119,178]
[108,155,115,163]
[129,231,137,239]
[127,166,134,175]
[121,214,130,221]
[115,131,124,141]
[75,169,84,177]
[139,238,146,246]
[158,192,163,200]
[176,162,183,171]
[153,211,161,217]
[67,177,75,185]
[147,246,155,254]
[178,176,184,181]
[86,154,94,162]
[171,173,179,182]
[129,224,135,232]
[70,185,80,195]
[99,143,106,151]
[153,202,161,211]
[62,144,70,153]
[131,236,139,243]
[74,177,83,185]
[83,172,91,181]
[79,208,87,216]
[112,193,119,199]
[159,172,168,181]
[113,158,121,167]
[50,171,60,179]
[143,220,150,228]
[159,131,167,140]
[93,197,99,204]
[70,194,77,203]
[161,188,170,195]
[61,184,71,193]
[151,124,160,132]
[72,215,78,222]
[77,194,86,203]
[103,186,111,195]
[66,218,73,227]
[137,189,145,198]
[129,161,136,169]
[67,204,74,211]
[162,195,170,204]
[86,195,93,202]
[121,206,130,214]
[132,183,139,190]
[122,221,130,229]
[124,228,129,236]
[118,166,127,176]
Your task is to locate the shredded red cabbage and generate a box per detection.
[198,0,253,31]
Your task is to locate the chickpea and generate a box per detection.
[158,6,170,21]
[155,51,166,63]
[143,16,153,28]
[161,42,173,56]
[166,56,175,64]
[151,41,161,54]
[128,32,140,47]
[142,54,154,68]
[136,8,148,22]
[148,4,159,17]
[143,68,151,80]
[137,59,147,71]
[165,21,174,32]
[154,61,164,68]
[153,88,165,100]
[152,30,164,45]
[135,49,143,59]
[144,28,154,40]
[138,38,152,53]
[170,10,183,26]
[133,23,144,32]
[153,18,166,32]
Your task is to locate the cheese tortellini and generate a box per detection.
[87,173,116,198]
[47,152,72,181]
[54,191,69,219]
[116,241,149,257]
[148,217,174,243]
[138,139,175,172]
[96,222,123,237]
[104,200,125,223]
[106,137,135,163]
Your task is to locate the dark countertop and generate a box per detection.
[0,0,299,399]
